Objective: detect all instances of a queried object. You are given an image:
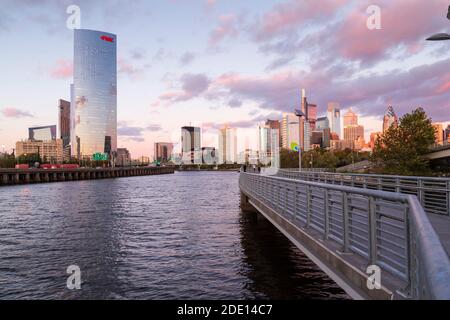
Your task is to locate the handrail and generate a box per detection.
[239,171,450,299]
[276,169,450,216]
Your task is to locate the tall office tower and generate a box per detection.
[71,29,117,159]
[303,121,311,151]
[28,125,57,141]
[316,117,329,131]
[218,125,237,164]
[433,123,444,145]
[343,108,358,126]
[327,102,341,138]
[382,105,398,133]
[281,112,299,149]
[265,119,281,147]
[154,142,174,162]
[58,99,70,148]
[181,126,201,163]
[307,103,317,130]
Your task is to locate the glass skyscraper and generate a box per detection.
[327,102,341,139]
[71,29,117,159]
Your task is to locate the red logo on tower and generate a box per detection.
[100,35,114,43]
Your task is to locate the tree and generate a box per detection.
[371,108,435,175]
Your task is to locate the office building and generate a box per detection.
[58,99,71,147]
[316,117,329,131]
[154,142,174,162]
[116,148,131,167]
[433,123,444,145]
[382,105,398,133]
[265,119,281,147]
[28,125,57,141]
[202,147,216,164]
[181,126,201,164]
[16,139,63,164]
[327,102,341,138]
[218,125,237,164]
[343,108,358,127]
[281,112,299,150]
[71,29,117,159]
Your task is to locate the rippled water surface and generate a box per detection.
[0,171,348,299]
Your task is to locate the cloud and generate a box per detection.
[209,14,239,46]
[118,58,149,79]
[154,73,211,105]
[146,124,162,132]
[228,98,242,108]
[50,60,73,79]
[179,52,196,66]
[1,107,34,118]
[118,126,144,136]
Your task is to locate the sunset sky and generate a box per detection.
[1,0,449,158]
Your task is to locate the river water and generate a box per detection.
[0,171,348,299]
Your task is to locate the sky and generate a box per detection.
[0,0,449,158]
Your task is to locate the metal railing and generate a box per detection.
[239,171,450,299]
[276,170,450,216]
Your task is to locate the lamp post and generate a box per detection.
[426,6,450,41]
[295,109,305,171]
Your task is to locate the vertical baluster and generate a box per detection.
[368,196,377,265]
[342,192,350,252]
[324,189,329,240]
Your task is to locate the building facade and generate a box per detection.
[218,126,237,164]
[16,139,64,164]
[58,99,71,147]
[433,123,444,145]
[71,29,117,160]
[281,112,299,150]
[382,105,398,133]
[181,126,201,164]
[327,102,341,138]
[28,125,57,141]
[343,108,358,127]
[116,148,131,167]
[154,142,174,162]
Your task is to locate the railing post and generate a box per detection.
[324,189,329,240]
[342,192,350,252]
[306,185,311,228]
[418,179,424,209]
[368,196,377,265]
[447,180,450,217]
[395,177,400,193]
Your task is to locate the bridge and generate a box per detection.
[239,168,450,300]
[0,166,174,186]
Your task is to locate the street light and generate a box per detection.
[426,6,450,41]
[295,109,305,171]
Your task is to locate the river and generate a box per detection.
[0,171,348,299]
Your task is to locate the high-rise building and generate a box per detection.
[281,112,299,150]
[16,139,63,164]
[344,125,365,144]
[343,108,358,127]
[382,105,398,133]
[28,125,57,141]
[181,126,201,163]
[218,125,237,164]
[316,117,329,131]
[154,142,174,162]
[58,99,70,147]
[327,102,341,138]
[71,29,117,160]
[116,148,131,167]
[433,123,444,145]
[445,125,450,142]
[265,119,281,147]
[307,103,317,130]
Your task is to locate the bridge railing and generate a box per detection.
[239,172,450,299]
[276,170,450,217]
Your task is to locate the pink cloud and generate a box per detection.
[1,107,34,118]
[253,0,346,41]
[209,14,239,46]
[50,59,73,79]
[333,0,449,63]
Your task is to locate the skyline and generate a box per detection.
[1,0,449,158]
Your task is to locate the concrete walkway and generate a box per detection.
[429,214,450,257]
